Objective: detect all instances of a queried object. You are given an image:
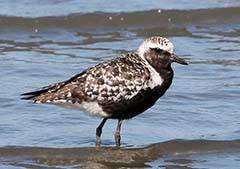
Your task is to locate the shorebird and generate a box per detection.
[22,36,188,147]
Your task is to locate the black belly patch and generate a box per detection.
[101,86,165,119]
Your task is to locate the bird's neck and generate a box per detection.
[158,66,174,90]
[142,53,174,92]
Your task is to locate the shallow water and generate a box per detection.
[0,0,240,168]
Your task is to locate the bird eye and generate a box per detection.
[154,48,163,53]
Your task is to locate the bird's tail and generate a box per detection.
[21,71,86,102]
[21,81,66,101]
[21,88,50,100]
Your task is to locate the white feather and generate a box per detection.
[50,100,109,118]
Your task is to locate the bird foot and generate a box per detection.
[96,135,101,147]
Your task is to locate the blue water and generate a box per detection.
[0,0,239,17]
[0,1,240,168]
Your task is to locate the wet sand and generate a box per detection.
[1,139,240,168]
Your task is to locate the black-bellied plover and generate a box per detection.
[22,36,188,146]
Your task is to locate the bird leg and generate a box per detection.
[115,119,123,147]
[96,118,107,147]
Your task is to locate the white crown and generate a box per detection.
[138,36,174,56]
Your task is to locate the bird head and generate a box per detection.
[138,36,188,69]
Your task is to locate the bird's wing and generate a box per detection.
[21,52,152,104]
[70,52,152,104]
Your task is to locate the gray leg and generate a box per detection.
[96,118,107,146]
[115,119,123,147]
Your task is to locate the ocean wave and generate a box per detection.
[0,7,239,29]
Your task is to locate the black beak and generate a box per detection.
[171,54,188,65]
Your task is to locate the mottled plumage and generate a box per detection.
[22,36,188,146]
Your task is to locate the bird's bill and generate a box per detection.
[171,55,188,65]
